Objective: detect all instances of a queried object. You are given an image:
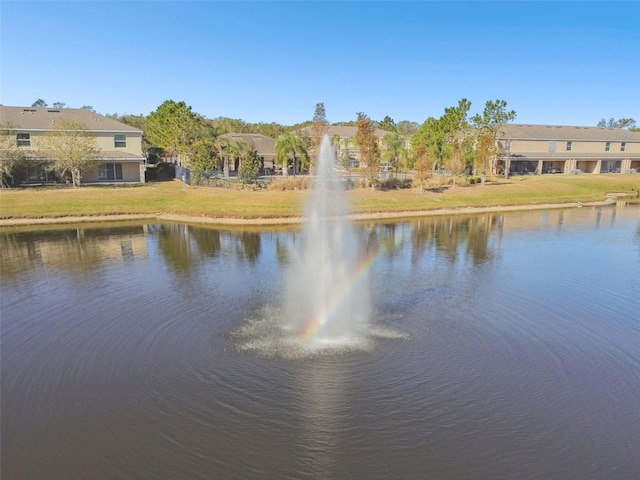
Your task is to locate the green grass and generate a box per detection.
[1,175,638,221]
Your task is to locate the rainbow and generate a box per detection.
[301,247,380,341]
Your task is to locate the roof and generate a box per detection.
[297,125,391,139]
[220,133,275,155]
[0,106,142,133]
[498,124,640,142]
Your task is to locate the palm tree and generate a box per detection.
[331,134,342,155]
[212,136,232,178]
[274,133,309,177]
[382,132,407,176]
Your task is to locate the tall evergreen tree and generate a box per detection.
[146,100,200,165]
[310,102,329,168]
[471,99,516,178]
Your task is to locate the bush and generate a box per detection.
[152,162,175,181]
[267,177,311,190]
[378,177,412,190]
[466,175,482,185]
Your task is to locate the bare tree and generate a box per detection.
[355,112,380,187]
[40,120,100,187]
[0,124,28,187]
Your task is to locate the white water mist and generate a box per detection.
[284,135,371,344]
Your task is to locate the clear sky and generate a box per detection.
[1,1,638,127]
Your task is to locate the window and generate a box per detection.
[17,133,31,147]
[605,142,611,152]
[548,140,556,152]
[99,163,123,180]
[621,142,626,152]
[27,164,55,182]
[114,134,126,148]
[566,141,573,152]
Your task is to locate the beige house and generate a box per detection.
[218,133,276,175]
[1,106,146,184]
[497,124,640,175]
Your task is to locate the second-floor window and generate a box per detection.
[566,141,573,152]
[605,142,611,152]
[114,134,126,148]
[621,142,626,152]
[548,140,556,152]
[17,133,30,147]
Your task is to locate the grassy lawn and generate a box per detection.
[1,175,638,220]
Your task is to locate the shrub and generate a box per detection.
[267,177,311,191]
[379,177,412,190]
[154,162,175,181]
[466,175,482,185]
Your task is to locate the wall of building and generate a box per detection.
[94,132,143,156]
[82,162,142,183]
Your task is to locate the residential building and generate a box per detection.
[497,124,640,175]
[219,133,276,174]
[1,106,146,184]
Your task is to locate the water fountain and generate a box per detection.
[234,134,389,358]
[283,134,372,347]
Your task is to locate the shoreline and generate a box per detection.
[0,195,631,228]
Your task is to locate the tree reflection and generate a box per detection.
[150,224,262,275]
[410,215,499,265]
[234,231,261,263]
[154,224,194,274]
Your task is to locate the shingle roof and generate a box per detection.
[220,133,275,155]
[498,124,640,142]
[0,106,142,133]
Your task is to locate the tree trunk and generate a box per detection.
[72,168,81,188]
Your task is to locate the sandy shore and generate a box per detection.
[1,195,629,228]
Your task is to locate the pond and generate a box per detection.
[1,204,639,480]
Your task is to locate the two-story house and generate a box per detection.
[497,124,640,175]
[0,106,146,184]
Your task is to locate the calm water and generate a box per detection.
[2,205,639,480]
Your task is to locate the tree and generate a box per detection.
[474,132,495,183]
[412,117,450,174]
[471,99,516,178]
[237,145,262,184]
[52,102,66,109]
[310,102,329,165]
[355,112,380,186]
[0,124,27,187]
[81,105,96,112]
[597,117,636,130]
[145,100,200,165]
[40,119,100,187]
[412,141,430,193]
[188,139,217,184]
[275,132,309,176]
[32,99,47,107]
[381,132,407,175]
[378,115,397,132]
[397,120,419,136]
[440,98,472,187]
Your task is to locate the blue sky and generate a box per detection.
[1,1,638,127]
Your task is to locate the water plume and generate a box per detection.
[283,134,372,348]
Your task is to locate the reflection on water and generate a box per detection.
[3,205,636,279]
[1,205,639,480]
